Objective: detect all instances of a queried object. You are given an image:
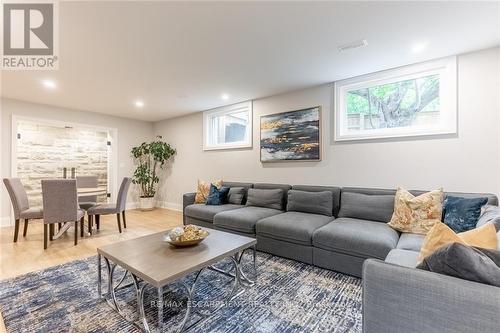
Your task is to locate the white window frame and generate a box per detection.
[334,56,457,141]
[203,101,253,150]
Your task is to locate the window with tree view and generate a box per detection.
[335,57,457,141]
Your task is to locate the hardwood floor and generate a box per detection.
[0,208,182,333]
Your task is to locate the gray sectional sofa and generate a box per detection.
[184,181,497,276]
[184,181,500,333]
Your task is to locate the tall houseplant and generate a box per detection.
[131,136,176,210]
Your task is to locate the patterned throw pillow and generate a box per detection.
[206,185,230,205]
[194,179,222,204]
[443,196,488,233]
[418,222,497,262]
[388,187,444,234]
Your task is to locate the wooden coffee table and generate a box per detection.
[97,228,257,332]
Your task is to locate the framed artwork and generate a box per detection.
[260,106,321,162]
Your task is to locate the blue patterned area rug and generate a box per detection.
[0,252,362,333]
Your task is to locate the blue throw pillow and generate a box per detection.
[206,185,230,205]
[443,196,488,233]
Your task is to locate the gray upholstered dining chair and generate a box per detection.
[41,179,85,249]
[87,177,132,233]
[3,178,43,242]
[76,175,99,210]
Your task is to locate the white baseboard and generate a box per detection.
[0,216,13,228]
[126,201,182,212]
[155,201,182,212]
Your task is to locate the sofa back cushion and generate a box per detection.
[414,190,498,206]
[246,188,284,210]
[287,190,333,216]
[292,185,341,217]
[222,181,253,204]
[339,190,395,223]
[339,187,498,223]
[227,187,245,205]
[253,183,291,208]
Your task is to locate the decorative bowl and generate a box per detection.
[163,226,209,247]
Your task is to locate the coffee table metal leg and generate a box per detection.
[134,279,151,333]
[97,254,102,298]
[235,249,256,287]
[104,257,121,312]
[253,245,257,280]
[207,246,257,287]
[158,286,164,333]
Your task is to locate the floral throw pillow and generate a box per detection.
[194,179,222,204]
[388,187,444,234]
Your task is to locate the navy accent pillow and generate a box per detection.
[206,184,230,205]
[443,196,488,232]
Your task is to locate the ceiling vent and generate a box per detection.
[338,39,368,52]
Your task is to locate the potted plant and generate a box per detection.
[131,136,176,211]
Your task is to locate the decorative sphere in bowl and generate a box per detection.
[163,225,209,247]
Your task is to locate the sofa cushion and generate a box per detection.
[195,179,222,204]
[388,187,444,234]
[214,206,282,234]
[418,222,497,262]
[206,185,230,205]
[184,204,243,222]
[338,192,395,222]
[292,185,341,217]
[223,181,253,204]
[286,190,333,217]
[397,233,426,252]
[257,211,334,246]
[246,188,284,210]
[313,218,399,259]
[385,249,419,268]
[227,187,245,205]
[443,195,488,233]
[417,243,500,287]
[254,183,291,208]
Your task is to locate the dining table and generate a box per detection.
[52,187,108,239]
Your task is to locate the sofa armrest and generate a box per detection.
[183,192,196,225]
[362,259,500,333]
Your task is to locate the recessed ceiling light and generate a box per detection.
[411,42,428,53]
[134,100,144,108]
[41,79,56,89]
[221,93,229,100]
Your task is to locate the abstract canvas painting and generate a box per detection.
[260,106,321,162]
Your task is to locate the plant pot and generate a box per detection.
[139,196,155,211]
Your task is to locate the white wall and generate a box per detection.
[153,47,500,207]
[0,99,153,225]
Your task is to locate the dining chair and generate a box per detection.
[87,177,132,233]
[41,179,85,249]
[3,178,43,242]
[76,175,99,210]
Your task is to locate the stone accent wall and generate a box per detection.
[17,121,108,206]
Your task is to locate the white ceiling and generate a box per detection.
[1,1,499,122]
